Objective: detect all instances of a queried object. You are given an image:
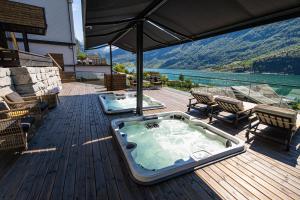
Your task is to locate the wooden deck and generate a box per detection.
[0,82,299,200]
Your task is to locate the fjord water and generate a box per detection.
[121,119,227,170]
[143,68,300,100]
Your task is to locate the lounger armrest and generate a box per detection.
[244,107,254,112]
[249,115,257,120]
[210,104,219,113]
[188,98,197,103]
[5,100,40,109]
[247,115,259,130]
[210,104,219,108]
[22,96,41,101]
[4,96,40,105]
[237,107,253,115]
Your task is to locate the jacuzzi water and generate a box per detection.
[105,94,156,110]
[99,93,165,114]
[111,112,245,184]
[122,119,227,170]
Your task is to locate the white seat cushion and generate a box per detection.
[243,102,256,111]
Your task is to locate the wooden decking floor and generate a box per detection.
[0,82,299,200]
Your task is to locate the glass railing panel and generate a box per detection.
[75,71,105,85]
[157,72,299,111]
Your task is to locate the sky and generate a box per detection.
[72,0,83,43]
[72,0,118,55]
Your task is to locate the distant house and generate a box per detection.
[7,0,76,68]
[86,54,101,65]
[77,54,108,66]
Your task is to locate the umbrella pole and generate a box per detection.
[136,21,143,115]
[109,44,113,90]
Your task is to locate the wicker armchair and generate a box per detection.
[3,92,48,121]
[0,108,36,151]
[39,93,59,109]
[149,76,162,89]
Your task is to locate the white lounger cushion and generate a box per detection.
[215,96,244,111]
[243,102,256,111]
[254,104,298,125]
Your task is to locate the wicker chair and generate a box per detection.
[37,93,59,109]
[149,76,162,89]
[187,92,216,115]
[210,96,256,126]
[0,108,36,151]
[3,92,48,121]
[247,104,300,150]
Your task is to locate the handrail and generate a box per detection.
[160,72,300,88]
[47,53,63,70]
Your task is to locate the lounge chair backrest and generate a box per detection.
[215,96,244,113]
[5,92,24,103]
[0,98,10,119]
[192,92,214,104]
[254,104,297,130]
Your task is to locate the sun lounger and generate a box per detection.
[232,85,276,104]
[187,92,216,115]
[210,96,256,126]
[247,104,300,150]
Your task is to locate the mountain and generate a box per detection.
[111,17,300,74]
[252,46,300,74]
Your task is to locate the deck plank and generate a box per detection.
[0,82,299,200]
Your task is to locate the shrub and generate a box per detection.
[113,64,129,74]
[77,52,87,61]
[160,75,168,85]
[291,102,300,110]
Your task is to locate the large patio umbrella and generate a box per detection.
[82,0,300,115]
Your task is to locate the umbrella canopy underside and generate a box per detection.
[83,0,300,52]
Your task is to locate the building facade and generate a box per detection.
[7,0,76,68]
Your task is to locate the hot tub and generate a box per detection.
[111,111,246,185]
[99,92,165,114]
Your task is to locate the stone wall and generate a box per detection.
[0,67,62,96]
[0,68,14,96]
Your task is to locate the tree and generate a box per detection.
[113,64,129,74]
[179,74,184,81]
[77,52,87,61]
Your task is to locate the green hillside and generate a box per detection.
[112,17,300,74]
[208,46,300,74]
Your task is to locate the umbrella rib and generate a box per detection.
[143,32,169,46]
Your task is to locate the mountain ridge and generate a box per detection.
[110,17,300,74]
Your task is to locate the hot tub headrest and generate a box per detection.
[143,115,158,121]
